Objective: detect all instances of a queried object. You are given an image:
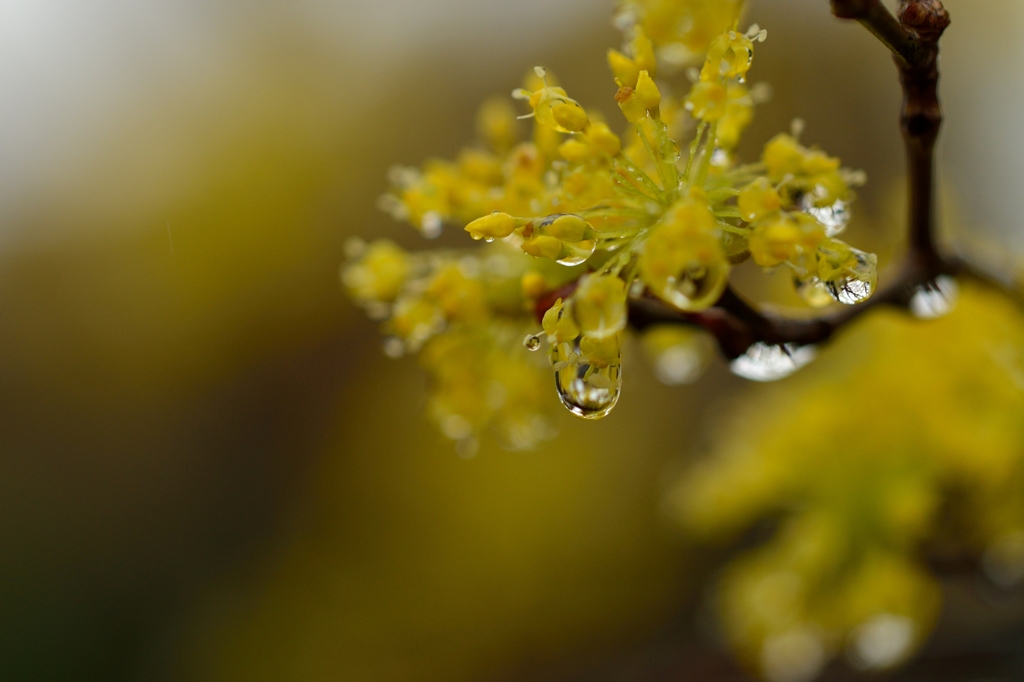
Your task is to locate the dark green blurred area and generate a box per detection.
[1,1,1021,680]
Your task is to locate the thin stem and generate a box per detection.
[829,0,928,66]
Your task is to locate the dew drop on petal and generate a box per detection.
[552,341,622,419]
[660,260,730,311]
[730,342,817,382]
[909,275,959,320]
[801,194,850,236]
[556,239,597,266]
[825,249,877,305]
[523,333,543,351]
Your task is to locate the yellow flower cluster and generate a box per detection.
[614,0,745,67]
[668,283,1024,680]
[346,0,880,431]
[343,238,553,451]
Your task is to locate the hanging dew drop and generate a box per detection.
[556,240,597,266]
[909,275,959,319]
[551,339,622,420]
[826,277,872,305]
[730,342,817,382]
[523,333,543,351]
[825,249,877,305]
[802,194,850,236]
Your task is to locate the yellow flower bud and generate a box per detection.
[522,235,564,260]
[426,264,487,322]
[542,298,580,343]
[700,31,755,82]
[551,101,589,132]
[749,215,825,269]
[514,74,590,134]
[638,195,727,311]
[607,49,641,89]
[457,149,503,185]
[763,133,806,179]
[635,70,662,114]
[342,239,409,303]
[540,214,590,242]
[585,122,622,156]
[630,27,657,75]
[615,85,648,124]
[558,138,591,163]
[465,211,517,241]
[717,84,754,150]
[476,96,518,155]
[572,274,628,339]
[686,81,727,121]
[580,333,621,368]
[738,178,782,222]
[521,271,547,299]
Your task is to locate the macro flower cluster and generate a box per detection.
[343,0,877,448]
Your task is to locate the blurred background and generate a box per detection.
[2,0,1024,680]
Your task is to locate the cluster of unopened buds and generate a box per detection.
[344,0,880,445]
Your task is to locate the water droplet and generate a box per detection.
[801,194,850,236]
[523,333,543,351]
[730,342,817,382]
[551,340,622,419]
[848,614,916,670]
[660,260,730,311]
[825,249,877,305]
[794,276,833,308]
[909,275,958,319]
[556,239,597,266]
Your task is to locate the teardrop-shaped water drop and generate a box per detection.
[523,333,543,351]
[556,239,597,266]
[551,340,622,419]
[825,249,877,305]
[730,342,817,382]
[801,194,850,236]
[909,275,959,320]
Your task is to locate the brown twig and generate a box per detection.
[628,0,973,361]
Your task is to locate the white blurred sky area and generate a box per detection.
[0,0,1022,250]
